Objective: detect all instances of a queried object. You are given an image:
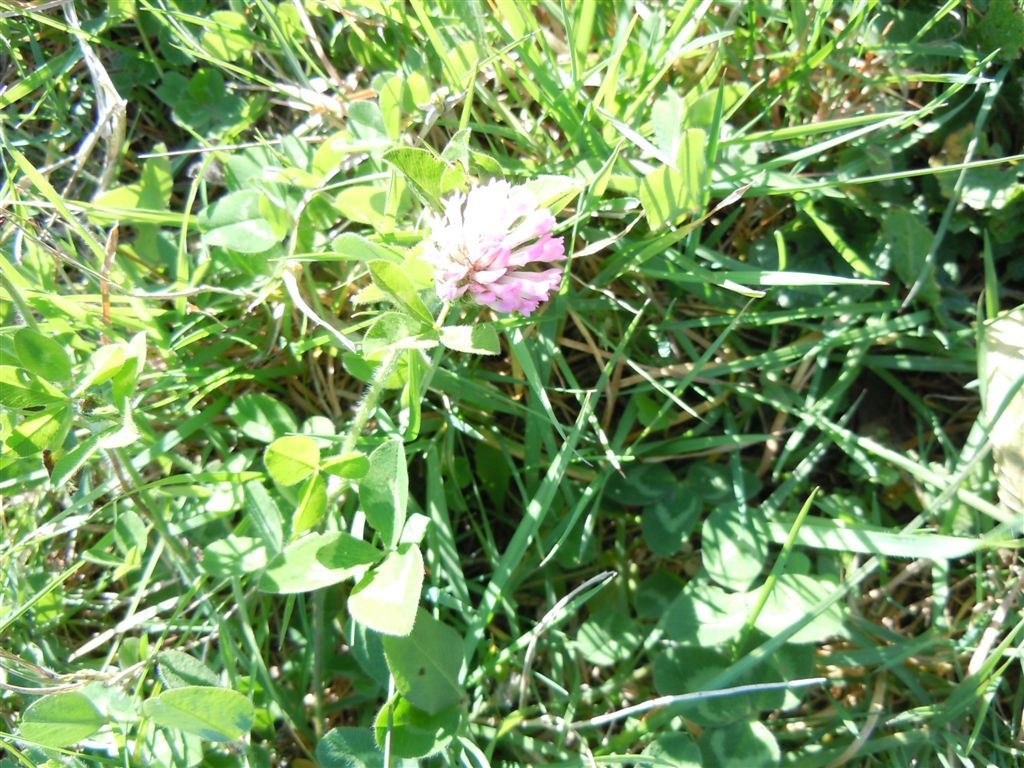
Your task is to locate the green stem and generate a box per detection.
[338,304,451,455]
[0,267,41,331]
[415,304,454,401]
[339,349,402,456]
[312,590,326,740]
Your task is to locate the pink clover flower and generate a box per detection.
[423,180,566,316]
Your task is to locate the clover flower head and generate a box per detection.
[423,179,566,317]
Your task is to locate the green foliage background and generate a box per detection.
[1,1,1023,766]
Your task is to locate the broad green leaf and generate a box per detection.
[373,697,460,759]
[78,681,136,725]
[522,174,583,213]
[363,312,434,362]
[157,650,220,689]
[407,253,441,291]
[330,233,404,263]
[0,366,66,409]
[440,128,470,170]
[751,573,848,644]
[264,435,321,486]
[321,451,370,478]
[439,325,501,355]
[883,209,940,306]
[378,73,405,140]
[228,393,298,443]
[348,100,388,143]
[202,535,268,577]
[317,726,417,768]
[74,343,128,395]
[111,331,148,403]
[243,480,285,555]
[350,619,390,687]
[651,88,686,160]
[368,261,433,324]
[639,128,706,230]
[575,609,643,667]
[292,473,328,535]
[259,191,293,238]
[661,581,750,647]
[701,504,767,592]
[382,147,447,205]
[686,83,750,131]
[687,464,748,504]
[951,167,1020,211]
[7,407,71,457]
[348,544,424,636]
[698,720,780,768]
[383,609,464,714]
[972,0,1024,61]
[652,646,755,726]
[314,130,388,175]
[142,686,254,743]
[98,402,140,449]
[202,11,251,62]
[113,509,147,555]
[439,164,467,196]
[50,433,102,489]
[316,533,385,570]
[642,732,702,768]
[17,692,105,748]
[138,153,173,210]
[605,463,678,505]
[447,39,482,88]
[89,155,173,224]
[301,414,338,444]
[274,1,306,46]
[335,185,392,232]
[359,438,408,549]
[14,327,72,381]
[345,349,409,390]
[405,71,430,108]
[643,489,700,557]
[200,190,281,254]
[635,569,685,620]
[260,532,380,594]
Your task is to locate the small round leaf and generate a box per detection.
[373,697,460,759]
[698,720,780,768]
[348,544,423,636]
[264,435,320,486]
[18,692,105,748]
[142,686,254,743]
[14,328,72,381]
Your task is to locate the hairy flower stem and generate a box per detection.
[339,305,450,455]
[313,346,399,742]
[339,349,402,456]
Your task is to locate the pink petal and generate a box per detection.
[508,235,565,267]
[436,280,469,301]
[503,209,554,250]
[472,267,506,285]
[471,242,510,271]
